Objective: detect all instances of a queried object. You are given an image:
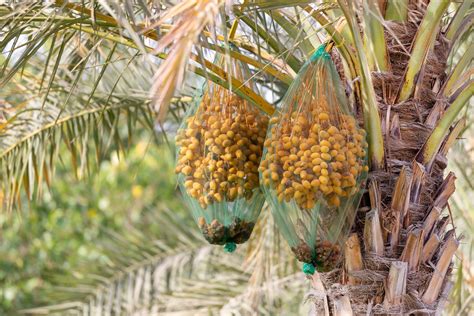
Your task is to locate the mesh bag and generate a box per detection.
[259,45,368,272]
[175,54,268,251]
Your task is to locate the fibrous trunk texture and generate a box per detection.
[315,4,460,315]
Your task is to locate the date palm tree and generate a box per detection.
[0,0,472,314]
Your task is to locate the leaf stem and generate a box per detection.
[69,25,275,115]
[337,0,385,169]
[421,82,474,166]
[397,0,450,103]
[385,0,408,21]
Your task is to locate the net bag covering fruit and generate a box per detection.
[259,45,368,271]
[175,54,268,251]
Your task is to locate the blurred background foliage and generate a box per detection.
[0,131,305,315]
[0,133,184,314]
[446,110,474,315]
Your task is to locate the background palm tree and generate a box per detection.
[0,0,472,314]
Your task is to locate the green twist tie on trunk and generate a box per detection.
[310,44,330,62]
[302,262,316,275]
[224,242,237,253]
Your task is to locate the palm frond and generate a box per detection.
[0,2,202,211]
[336,0,385,169]
[384,0,409,21]
[396,0,450,102]
[419,81,474,169]
[146,0,224,121]
[22,206,305,315]
[443,44,473,96]
[362,0,391,72]
[446,0,473,41]
[236,0,315,11]
[0,42,178,213]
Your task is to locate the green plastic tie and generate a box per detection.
[310,44,330,62]
[224,242,237,253]
[302,262,316,275]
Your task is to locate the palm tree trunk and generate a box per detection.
[310,4,460,315]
